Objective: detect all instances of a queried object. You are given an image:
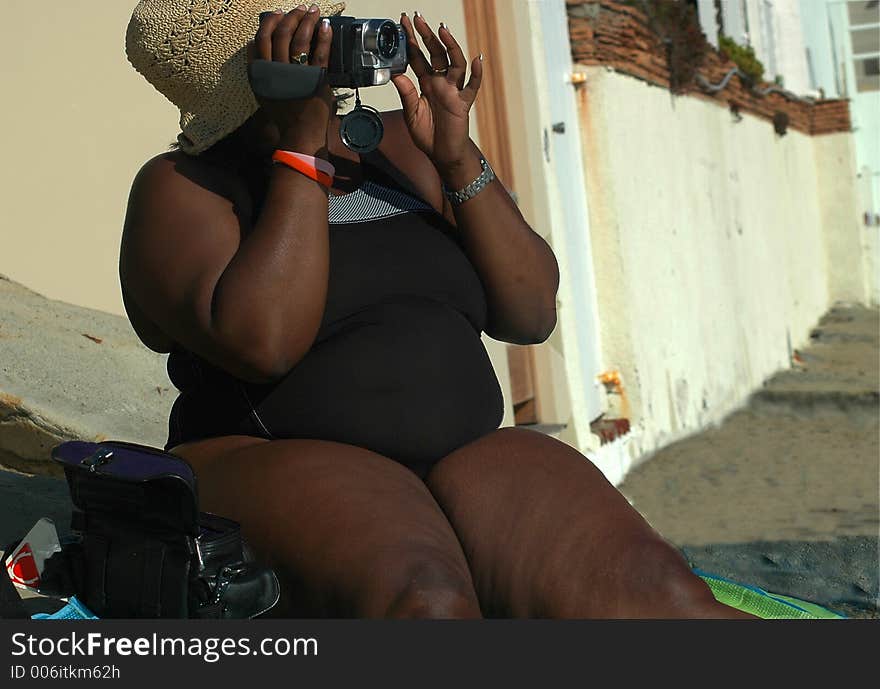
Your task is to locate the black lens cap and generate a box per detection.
[339,106,384,153]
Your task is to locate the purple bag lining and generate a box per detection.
[52,441,196,490]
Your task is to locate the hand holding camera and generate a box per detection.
[246,7,335,149]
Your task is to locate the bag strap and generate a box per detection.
[362,148,433,206]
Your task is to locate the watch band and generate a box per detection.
[442,158,496,207]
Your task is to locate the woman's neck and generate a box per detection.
[206,116,366,197]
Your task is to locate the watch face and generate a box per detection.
[444,158,494,205]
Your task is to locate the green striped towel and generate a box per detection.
[695,569,846,619]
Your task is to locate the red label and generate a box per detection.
[7,543,41,588]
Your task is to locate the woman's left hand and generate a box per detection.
[391,13,483,178]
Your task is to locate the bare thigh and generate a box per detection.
[169,435,481,618]
[424,427,752,618]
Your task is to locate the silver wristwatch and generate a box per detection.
[442,158,496,207]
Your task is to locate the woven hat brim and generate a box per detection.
[126,0,346,156]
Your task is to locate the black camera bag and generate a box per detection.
[51,440,280,619]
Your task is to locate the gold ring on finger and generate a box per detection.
[293,52,309,64]
[432,67,448,75]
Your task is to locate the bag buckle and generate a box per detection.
[209,563,248,606]
[194,539,206,572]
[80,448,114,473]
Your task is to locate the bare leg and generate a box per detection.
[170,435,482,618]
[424,427,755,618]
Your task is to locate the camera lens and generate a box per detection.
[377,21,399,59]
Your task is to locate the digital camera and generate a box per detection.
[259,13,408,88]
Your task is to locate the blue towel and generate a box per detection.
[31,596,99,620]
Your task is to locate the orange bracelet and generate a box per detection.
[272,150,334,187]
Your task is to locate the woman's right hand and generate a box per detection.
[247,5,334,147]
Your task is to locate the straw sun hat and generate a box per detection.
[126,0,346,155]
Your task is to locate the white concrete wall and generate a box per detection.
[813,132,873,304]
[0,1,179,316]
[577,68,867,470]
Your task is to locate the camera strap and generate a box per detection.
[0,552,26,619]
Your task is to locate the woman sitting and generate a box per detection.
[120,0,753,618]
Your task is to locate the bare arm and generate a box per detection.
[121,137,330,384]
[120,8,337,383]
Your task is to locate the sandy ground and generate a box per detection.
[619,303,879,617]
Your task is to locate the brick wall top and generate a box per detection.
[566,0,851,136]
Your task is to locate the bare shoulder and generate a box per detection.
[120,150,246,353]
[128,149,245,210]
[378,109,445,213]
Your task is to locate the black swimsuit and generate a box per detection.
[164,151,504,477]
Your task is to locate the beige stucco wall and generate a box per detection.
[0,0,514,427]
[1,1,179,316]
[578,67,868,470]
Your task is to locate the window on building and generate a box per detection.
[721,0,748,44]
[848,1,879,27]
[805,47,819,91]
[848,2,880,92]
[850,26,880,54]
[855,56,880,91]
